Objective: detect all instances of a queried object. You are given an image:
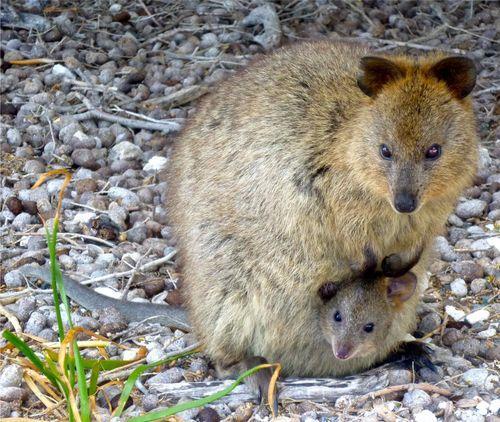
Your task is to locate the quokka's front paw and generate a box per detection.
[386,341,437,373]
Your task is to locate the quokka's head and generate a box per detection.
[350,54,479,214]
[318,247,421,361]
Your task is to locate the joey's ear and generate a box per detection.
[386,272,417,305]
[318,282,338,302]
[428,56,476,99]
[382,247,422,278]
[357,56,406,97]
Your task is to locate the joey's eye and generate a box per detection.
[334,311,342,322]
[363,323,374,333]
[380,144,393,160]
[425,144,441,160]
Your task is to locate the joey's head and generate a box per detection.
[318,250,420,361]
[352,54,478,214]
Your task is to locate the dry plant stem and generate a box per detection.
[78,250,177,285]
[141,84,209,108]
[71,93,181,133]
[0,302,23,333]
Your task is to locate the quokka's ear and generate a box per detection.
[318,282,338,302]
[357,56,406,97]
[386,272,417,306]
[428,56,476,99]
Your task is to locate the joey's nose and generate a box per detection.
[335,345,352,360]
[394,192,417,213]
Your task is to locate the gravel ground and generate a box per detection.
[0,1,499,421]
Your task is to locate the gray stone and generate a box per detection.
[147,367,185,386]
[4,270,24,288]
[462,368,489,387]
[435,236,458,261]
[18,187,49,203]
[452,338,481,357]
[23,78,43,95]
[127,225,148,243]
[450,278,468,297]
[16,297,37,322]
[0,387,27,403]
[488,209,500,221]
[109,141,143,162]
[448,213,463,227]
[402,389,432,410]
[145,347,167,364]
[23,160,45,174]
[451,260,484,282]
[142,394,159,412]
[455,199,487,219]
[0,365,23,388]
[108,187,139,208]
[38,328,58,341]
[418,313,441,333]
[24,311,48,335]
[200,32,219,48]
[12,212,32,231]
[470,278,487,294]
[0,400,11,418]
[242,3,281,50]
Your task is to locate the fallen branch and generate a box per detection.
[71,93,181,133]
[149,364,413,403]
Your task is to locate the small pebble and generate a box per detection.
[452,338,481,357]
[455,199,487,219]
[462,368,490,387]
[451,278,468,297]
[466,309,490,325]
[435,236,458,261]
[402,389,432,410]
[24,311,48,335]
[414,410,437,422]
[0,365,23,388]
[4,270,24,288]
[445,305,465,321]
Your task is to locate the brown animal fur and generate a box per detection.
[165,41,478,376]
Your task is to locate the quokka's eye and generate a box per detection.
[334,311,342,322]
[380,144,393,160]
[425,144,441,160]
[363,323,374,333]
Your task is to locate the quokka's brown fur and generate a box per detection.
[166,40,478,376]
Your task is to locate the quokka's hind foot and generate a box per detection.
[216,356,279,414]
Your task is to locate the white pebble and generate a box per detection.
[52,64,75,79]
[466,309,490,325]
[72,212,96,224]
[476,400,489,416]
[451,278,468,297]
[414,410,437,422]
[489,399,500,414]
[486,236,500,252]
[445,305,465,321]
[143,156,168,173]
[477,328,496,338]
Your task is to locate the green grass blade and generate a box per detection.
[45,224,65,339]
[113,347,199,417]
[2,330,61,389]
[128,365,268,422]
[89,362,101,396]
[73,341,90,421]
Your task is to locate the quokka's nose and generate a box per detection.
[335,345,353,360]
[394,192,417,213]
